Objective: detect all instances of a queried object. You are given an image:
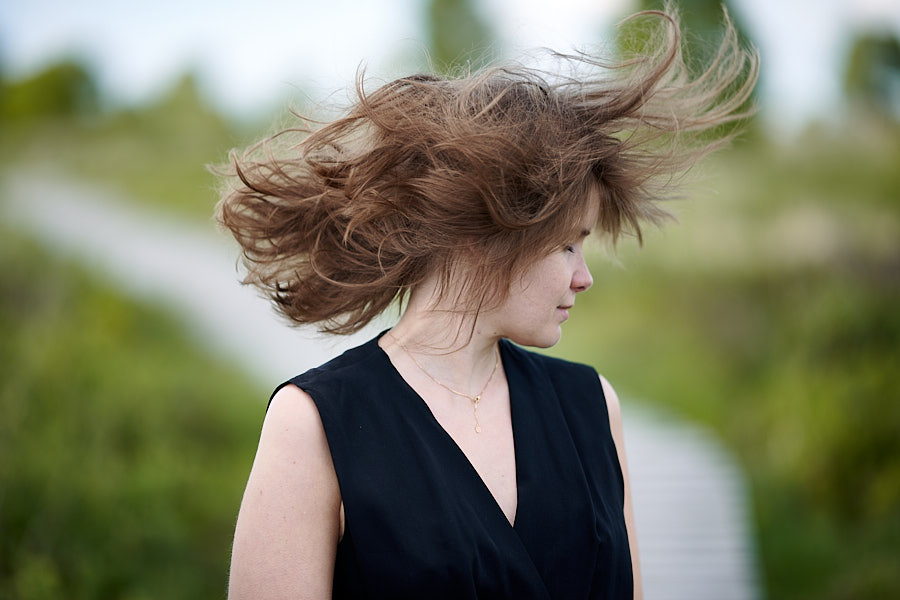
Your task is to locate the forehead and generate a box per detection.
[569,186,601,236]
[583,192,600,228]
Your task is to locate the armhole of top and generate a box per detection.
[268,379,298,412]
[598,373,627,487]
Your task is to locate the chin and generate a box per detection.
[508,328,562,349]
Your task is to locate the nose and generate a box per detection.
[572,256,593,293]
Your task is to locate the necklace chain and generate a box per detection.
[389,332,499,434]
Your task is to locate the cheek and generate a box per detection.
[511,254,570,307]
[542,260,572,294]
[522,279,565,314]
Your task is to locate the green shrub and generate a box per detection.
[0,232,264,599]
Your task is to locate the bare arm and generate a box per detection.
[228,384,342,600]
[600,375,643,600]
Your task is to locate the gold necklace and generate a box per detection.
[390,333,500,434]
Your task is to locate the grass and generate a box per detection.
[0,229,265,599]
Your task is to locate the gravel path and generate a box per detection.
[3,170,762,599]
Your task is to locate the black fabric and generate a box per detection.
[270,332,633,599]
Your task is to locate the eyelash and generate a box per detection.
[564,245,575,253]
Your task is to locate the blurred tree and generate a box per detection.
[632,0,754,67]
[0,61,242,219]
[844,33,900,123]
[0,60,99,121]
[77,70,240,218]
[425,0,495,74]
[135,72,232,139]
[621,1,760,141]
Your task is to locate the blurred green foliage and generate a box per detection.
[631,0,754,65]
[1,66,248,220]
[844,33,900,122]
[0,231,264,599]
[617,1,760,143]
[425,0,495,74]
[0,60,100,121]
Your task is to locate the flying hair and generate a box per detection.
[215,6,758,334]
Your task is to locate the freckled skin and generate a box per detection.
[482,202,597,348]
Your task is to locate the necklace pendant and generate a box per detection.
[390,332,497,438]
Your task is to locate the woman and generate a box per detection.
[217,8,756,599]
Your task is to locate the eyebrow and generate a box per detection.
[580,229,591,238]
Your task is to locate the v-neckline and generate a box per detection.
[374,333,523,530]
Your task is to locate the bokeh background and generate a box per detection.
[1,0,898,598]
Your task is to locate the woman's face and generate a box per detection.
[484,203,597,348]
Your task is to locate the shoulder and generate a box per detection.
[259,383,341,496]
[269,334,385,409]
[257,382,342,519]
[502,341,626,432]
[502,339,609,419]
[598,374,624,437]
[502,339,599,384]
[261,384,334,479]
[229,383,341,598]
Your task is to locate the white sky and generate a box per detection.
[1,0,899,133]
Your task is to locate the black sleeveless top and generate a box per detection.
[271,332,633,599]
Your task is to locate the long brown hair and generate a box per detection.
[216,7,757,334]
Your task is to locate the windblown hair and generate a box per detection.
[216,7,757,334]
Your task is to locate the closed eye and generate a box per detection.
[564,229,591,254]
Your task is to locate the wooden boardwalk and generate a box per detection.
[3,171,762,599]
[625,405,761,599]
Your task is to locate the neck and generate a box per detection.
[380,278,501,391]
